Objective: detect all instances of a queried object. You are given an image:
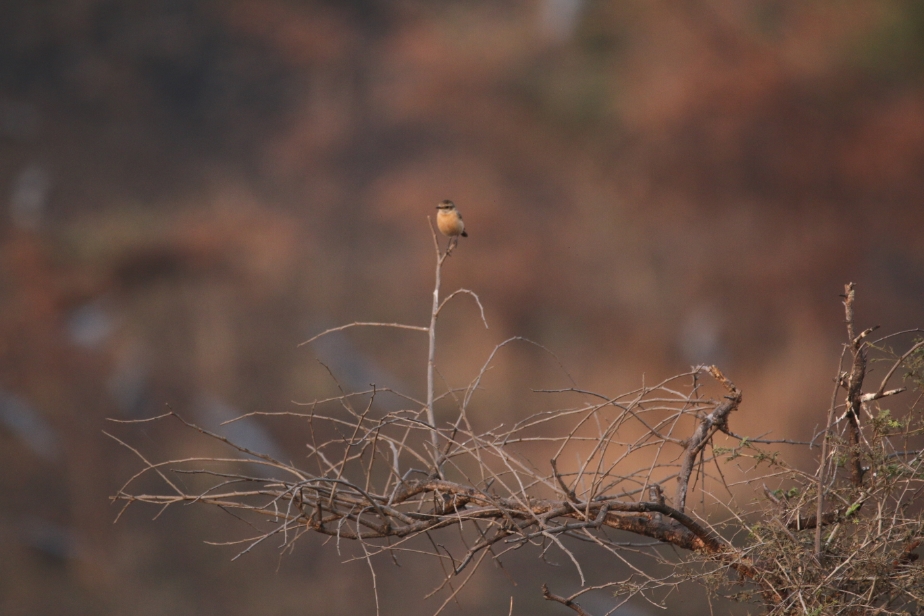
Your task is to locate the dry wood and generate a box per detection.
[111,266,924,615]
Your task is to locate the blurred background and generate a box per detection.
[2,1,924,614]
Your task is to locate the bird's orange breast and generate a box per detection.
[437,210,465,236]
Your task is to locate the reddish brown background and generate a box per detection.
[2,1,924,614]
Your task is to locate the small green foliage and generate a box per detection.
[883,463,903,478]
[715,442,753,462]
[874,408,904,434]
[770,487,800,501]
[691,316,924,614]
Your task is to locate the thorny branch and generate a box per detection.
[675,365,741,513]
[842,282,871,487]
[111,281,924,616]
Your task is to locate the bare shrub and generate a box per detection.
[110,226,924,615]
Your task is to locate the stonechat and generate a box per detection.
[436,200,467,250]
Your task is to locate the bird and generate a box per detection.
[435,200,467,248]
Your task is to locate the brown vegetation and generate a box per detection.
[112,236,924,614]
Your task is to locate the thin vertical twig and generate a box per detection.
[815,348,846,559]
[427,221,449,472]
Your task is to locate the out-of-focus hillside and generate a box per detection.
[2,1,924,614]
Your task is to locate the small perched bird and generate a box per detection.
[436,200,467,246]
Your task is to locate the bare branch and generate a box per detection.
[873,339,924,398]
[675,366,741,512]
[842,282,868,486]
[815,347,845,557]
[111,281,924,615]
[298,322,428,347]
[542,583,593,616]
[436,288,488,329]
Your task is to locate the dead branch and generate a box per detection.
[541,583,592,616]
[675,365,741,513]
[111,281,924,615]
[842,282,869,486]
[298,322,429,347]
